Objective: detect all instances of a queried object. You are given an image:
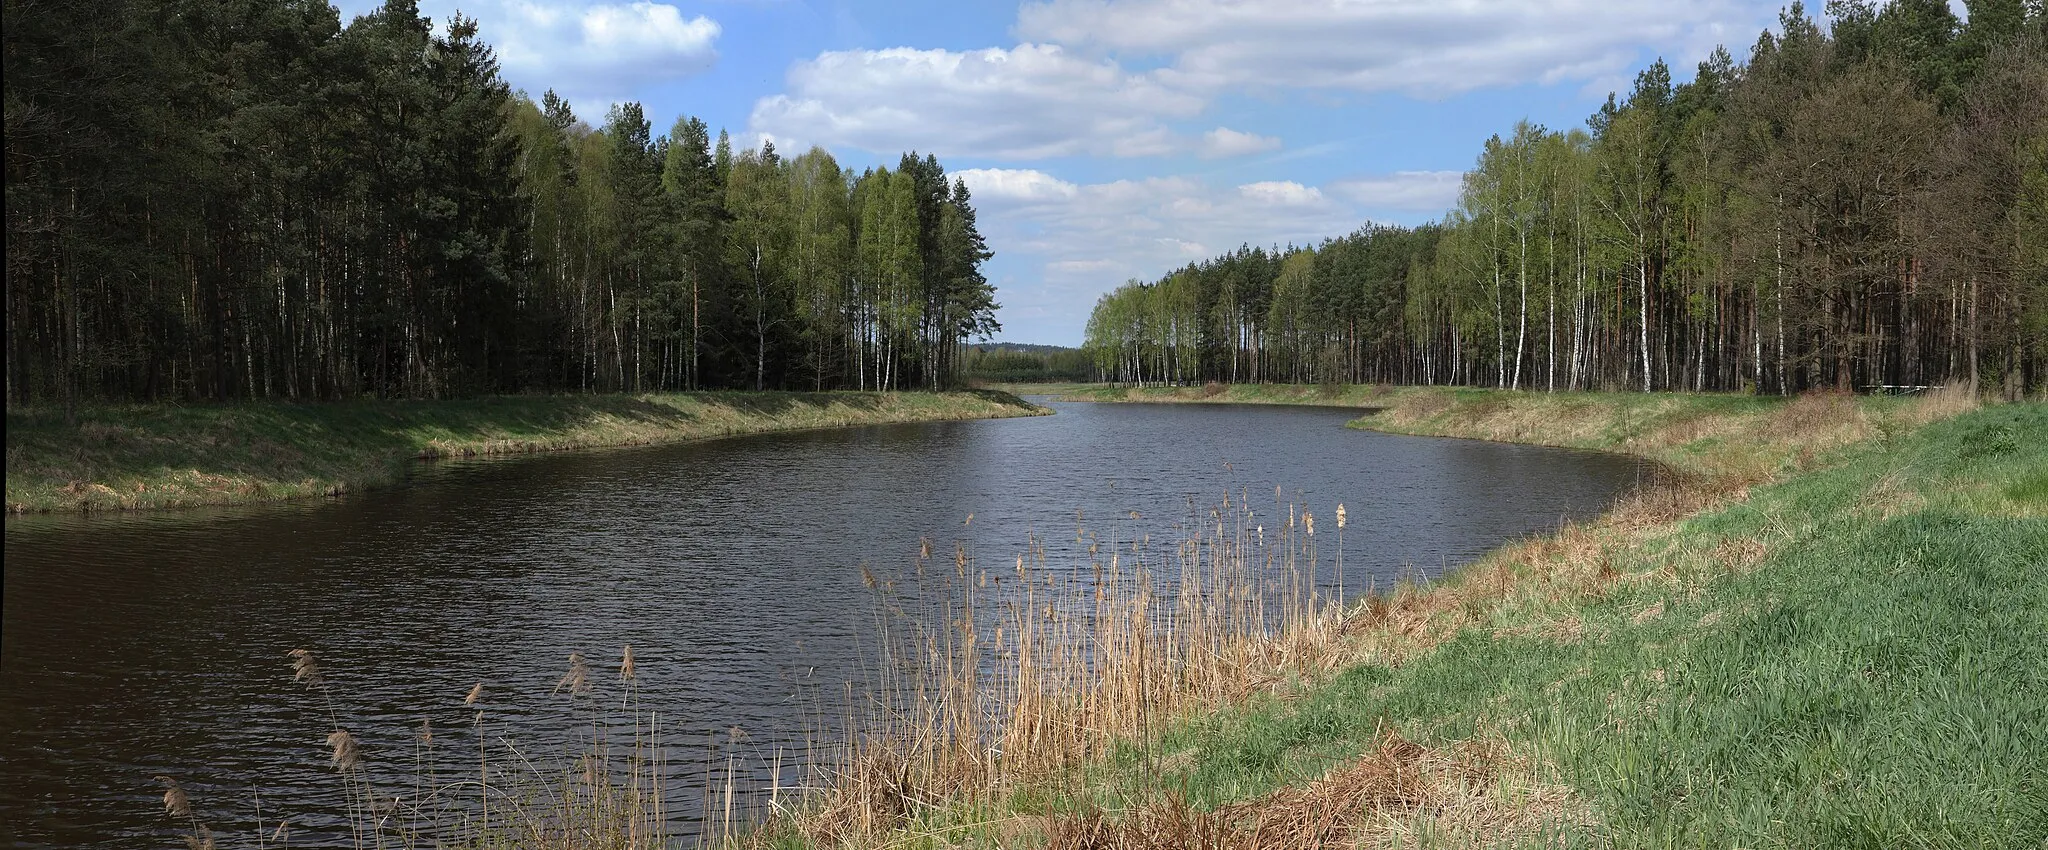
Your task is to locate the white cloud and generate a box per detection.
[955,168,1081,204]
[969,170,1368,333]
[1200,127,1282,158]
[1048,259,1125,274]
[749,44,1205,160]
[467,1,719,102]
[1238,181,1326,207]
[1015,0,1762,97]
[1328,170,1464,212]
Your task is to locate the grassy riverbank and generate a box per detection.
[1034,381,1966,486]
[4,390,1046,513]
[1009,380,1394,408]
[761,385,2045,848]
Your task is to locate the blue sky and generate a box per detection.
[335,0,1799,346]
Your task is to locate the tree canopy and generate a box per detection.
[4,0,1000,406]
[1086,2,2046,397]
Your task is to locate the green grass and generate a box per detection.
[5,390,1047,513]
[1085,403,2047,847]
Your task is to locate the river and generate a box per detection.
[0,399,1647,848]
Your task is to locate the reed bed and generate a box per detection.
[781,490,1390,847]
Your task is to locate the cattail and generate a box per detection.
[287,649,322,688]
[326,729,364,772]
[620,645,636,681]
[554,652,590,696]
[155,775,191,819]
[1336,503,1347,529]
[464,682,483,706]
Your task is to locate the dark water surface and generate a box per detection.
[1,400,1646,848]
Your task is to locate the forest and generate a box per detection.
[4,0,999,406]
[1085,1,2047,398]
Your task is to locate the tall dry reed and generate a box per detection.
[792,492,1366,845]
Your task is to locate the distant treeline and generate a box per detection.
[1086,2,2046,397]
[960,345,1092,383]
[4,0,999,406]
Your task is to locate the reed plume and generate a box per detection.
[464,681,483,706]
[287,649,322,689]
[620,645,637,681]
[156,775,192,819]
[326,729,364,772]
[554,652,591,696]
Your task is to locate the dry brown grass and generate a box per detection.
[1378,389,1457,425]
[1040,730,1583,850]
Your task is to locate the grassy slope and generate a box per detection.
[5,390,1046,513]
[1095,402,2046,848]
[796,386,2045,848]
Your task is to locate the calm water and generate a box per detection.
[0,399,1646,848]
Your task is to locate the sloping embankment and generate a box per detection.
[5,390,1047,513]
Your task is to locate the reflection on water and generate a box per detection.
[0,399,1644,848]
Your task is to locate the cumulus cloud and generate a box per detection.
[1015,0,1758,96]
[1328,170,1465,212]
[954,168,1081,203]
[457,1,718,102]
[1200,127,1282,158]
[1238,181,1326,207]
[960,170,1369,333]
[749,44,1204,159]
